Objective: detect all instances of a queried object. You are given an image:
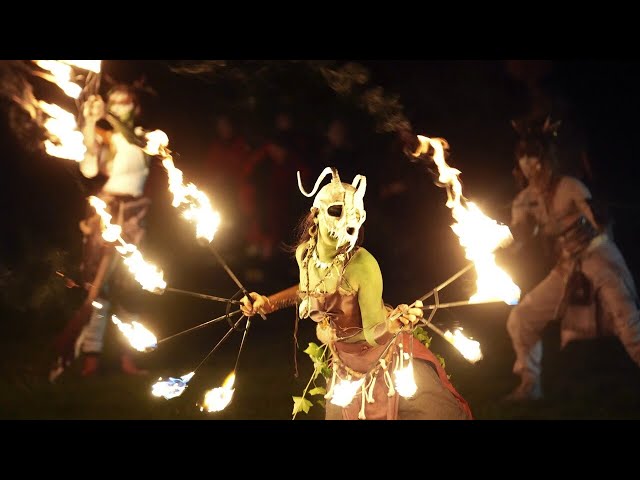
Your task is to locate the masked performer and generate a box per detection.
[241,166,472,420]
[504,117,640,401]
[50,84,151,380]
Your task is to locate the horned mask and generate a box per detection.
[297,167,367,253]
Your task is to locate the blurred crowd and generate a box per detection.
[195,110,424,288]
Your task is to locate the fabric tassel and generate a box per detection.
[366,374,377,403]
[324,362,338,399]
[358,382,367,419]
[380,359,395,397]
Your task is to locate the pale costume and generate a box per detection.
[507,175,640,398]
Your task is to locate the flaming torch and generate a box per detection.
[443,328,483,363]
[88,196,167,293]
[152,372,195,400]
[33,60,83,98]
[37,101,86,161]
[142,129,264,319]
[27,61,102,161]
[329,377,365,408]
[111,315,158,352]
[393,342,417,398]
[200,371,236,413]
[151,315,246,402]
[412,135,520,305]
[142,130,221,243]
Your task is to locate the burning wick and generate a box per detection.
[151,372,195,400]
[111,315,158,352]
[200,371,236,413]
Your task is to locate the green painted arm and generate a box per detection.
[345,248,388,346]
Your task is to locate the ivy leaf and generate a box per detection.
[292,396,313,415]
[436,353,446,369]
[304,342,323,361]
[309,386,327,396]
[413,327,433,347]
[321,366,332,378]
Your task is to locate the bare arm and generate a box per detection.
[346,249,423,345]
[345,248,388,346]
[79,95,109,178]
[239,243,307,317]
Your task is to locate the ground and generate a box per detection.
[3,302,640,421]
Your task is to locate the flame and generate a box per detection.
[89,196,167,293]
[413,136,520,304]
[37,101,86,161]
[142,130,169,156]
[111,314,157,352]
[59,60,102,73]
[394,347,417,398]
[200,371,236,412]
[444,328,483,363]
[152,372,195,400]
[394,361,418,398]
[91,301,103,309]
[143,130,221,243]
[33,60,82,99]
[29,61,102,161]
[329,377,364,407]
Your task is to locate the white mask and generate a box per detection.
[108,91,136,121]
[297,167,367,253]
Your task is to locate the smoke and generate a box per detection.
[166,60,415,135]
[313,61,412,134]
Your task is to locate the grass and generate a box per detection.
[0,308,640,420]
[2,303,640,421]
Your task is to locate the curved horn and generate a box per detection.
[330,167,341,185]
[352,174,367,199]
[297,167,334,198]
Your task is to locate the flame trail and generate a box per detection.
[412,136,520,305]
[443,328,483,363]
[143,130,221,243]
[111,314,158,352]
[89,196,167,293]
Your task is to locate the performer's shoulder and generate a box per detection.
[295,241,309,263]
[559,175,591,196]
[350,247,380,270]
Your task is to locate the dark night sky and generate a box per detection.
[1,60,639,330]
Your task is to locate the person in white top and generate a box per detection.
[503,117,640,401]
[50,84,151,380]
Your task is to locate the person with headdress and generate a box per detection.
[503,116,640,401]
[239,166,472,420]
[49,84,152,380]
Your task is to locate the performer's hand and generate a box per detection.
[388,300,424,334]
[240,292,272,317]
[82,95,105,123]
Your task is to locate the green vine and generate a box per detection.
[412,326,432,348]
[293,327,453,418]
[292,342,331,419]
[413,326,448,373]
